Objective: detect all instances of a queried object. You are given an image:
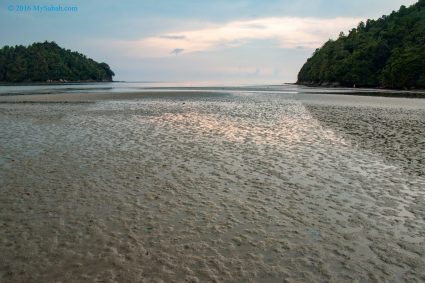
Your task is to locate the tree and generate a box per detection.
[0,42,115,83]
[297,0,425,89]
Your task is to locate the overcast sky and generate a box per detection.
[0,0,418,84]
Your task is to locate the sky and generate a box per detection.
[0,0,418,84]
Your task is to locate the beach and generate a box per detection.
[1,86,424,282]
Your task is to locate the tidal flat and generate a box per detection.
[0,86,424,282]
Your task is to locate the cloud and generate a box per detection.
[160,35,186,40]
[170,48,184,55]
[140,17,360,56]
[95,16,361,58]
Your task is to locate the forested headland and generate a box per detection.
[297,0,425,89]
[0,41,115,83]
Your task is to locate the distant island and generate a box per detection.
[297,0,425,89]
[0,41,115,83]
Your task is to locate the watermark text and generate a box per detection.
[7,4,79,13]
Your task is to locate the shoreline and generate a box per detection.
[295,84,425,99]
[305,90,425,99]
[0,81,115,86]
[1,90,425,103]
[0,84,425,104]
[0,91,230,103]
[296,82,425,94]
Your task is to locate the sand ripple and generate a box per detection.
[0,91,424,282]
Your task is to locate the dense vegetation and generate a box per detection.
[297,0,425,89]
[0,41,114,83]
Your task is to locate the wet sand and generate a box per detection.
[0,91,229,102]
[1,88,424,282]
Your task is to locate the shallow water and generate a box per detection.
[0,86,424,282]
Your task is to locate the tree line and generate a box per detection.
[297,0,425,89]
[0,41,115,83]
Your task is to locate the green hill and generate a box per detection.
[297,0,425,89]
[0,41,115,83]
